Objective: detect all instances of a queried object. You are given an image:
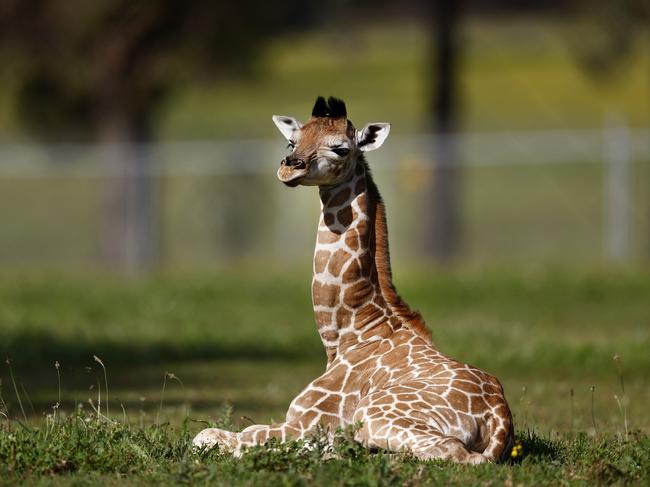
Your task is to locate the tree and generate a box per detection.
[424,0,462,262]
[0,0,311,270]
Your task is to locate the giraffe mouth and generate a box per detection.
[277,165,308,187]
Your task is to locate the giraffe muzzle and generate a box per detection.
[278,158,308,187]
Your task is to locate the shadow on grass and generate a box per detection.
[515,430,563,463]
[0,328,319,370]
[0,329,323,420]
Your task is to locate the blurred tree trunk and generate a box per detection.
[96,103,159,271]
[425,0,462,262]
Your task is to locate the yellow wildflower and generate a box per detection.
[510,442,524,459]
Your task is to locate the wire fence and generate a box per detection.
[0,126,648,271]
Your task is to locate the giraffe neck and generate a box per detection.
[311,159,430,364]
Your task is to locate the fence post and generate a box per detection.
[604,114,631,261]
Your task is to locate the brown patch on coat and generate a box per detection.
[354,302,383,329]
[312,281,340,307]
[446,389,470,411]
[314,250,330,273]
[345,231,359,251]
[394,418,412,428]
[362,323,392,340]
[327,248,351,277]
[484,393,503,407]
[343,281,373,307]
[370,368,390,385]
[470,395,489,414]
[321,330,338,341]
[316,364,347,391]
[314,310,332,324]
[452,380,483,395]
[295,389,326,408]
[298,410,318,429]
[381,345,409,366]
[337,206,353,227]
[336,307,352,328]
[329,187,351,207]
[482,383,502,395]
[397,393,419,402]
[436,407,457,425]
[316,396,341,414]
[342,258,361,283]
[358,251,374,277]
[342,394,358,418]
[420,387,448,400]
[374,340,392,355]
[355,220,369,246]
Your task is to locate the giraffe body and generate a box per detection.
[193,97,514,463]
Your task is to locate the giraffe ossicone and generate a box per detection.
[193,96,514,464]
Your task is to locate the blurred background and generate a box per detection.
[0,0,648,433]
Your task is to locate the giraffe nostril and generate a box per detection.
[284,157,306,169]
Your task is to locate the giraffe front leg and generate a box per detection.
[192,422,303,456]
[192,427,238,452]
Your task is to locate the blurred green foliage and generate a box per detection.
[0,18,647,140]
[0,0,312,141]
[155,19,648,139]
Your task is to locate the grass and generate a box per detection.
[1,416,649,486]
[0,269,649,484]
[1,270,649,429]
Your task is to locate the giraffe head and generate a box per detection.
[272,96,390,187]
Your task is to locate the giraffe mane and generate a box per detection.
[362,160,432,342]
[312,96,347,119]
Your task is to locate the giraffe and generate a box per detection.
[193,96,514,464]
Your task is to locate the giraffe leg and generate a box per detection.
[192,427,238,452]
[193,422,305,456]
[353,413,487,464]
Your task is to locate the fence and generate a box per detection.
[0,126,648,271]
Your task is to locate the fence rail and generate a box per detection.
[0,128,647,177]
[0,127,648,271]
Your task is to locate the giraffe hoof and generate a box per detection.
[192,428,236,452]
[466,452,489,465]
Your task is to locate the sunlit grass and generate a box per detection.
[0,270,648,432]
[0,270,648,484]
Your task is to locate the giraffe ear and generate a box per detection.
[272,115,302,141]
[357,123,391,152]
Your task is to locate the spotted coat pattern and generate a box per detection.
[193,126,514,465]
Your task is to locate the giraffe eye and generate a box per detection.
[332,147,350,157]
[287,142,295,150]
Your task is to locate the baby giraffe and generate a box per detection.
[193,97,514,463]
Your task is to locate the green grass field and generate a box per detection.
[0,15,648,486]
[1,270,649,484]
